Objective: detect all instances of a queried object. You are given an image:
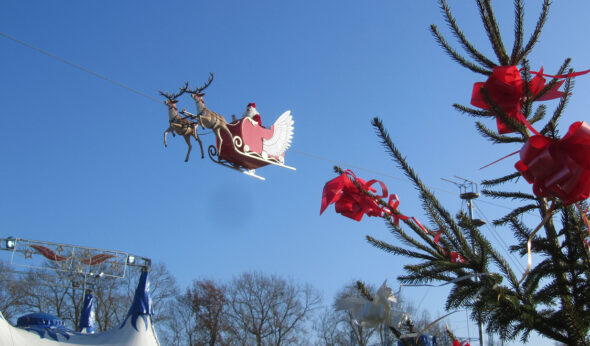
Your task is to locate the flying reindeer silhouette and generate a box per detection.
[183,73,235,156]
[159,83,204,162]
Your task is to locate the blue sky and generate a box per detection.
[2,1,590,344]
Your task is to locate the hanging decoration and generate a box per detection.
[320,170,466,263]
[515,121,590,205]
[161,73,295,180]
[470,65,589,134]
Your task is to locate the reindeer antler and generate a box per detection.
[188,72,215,96]
[159,81,189,102]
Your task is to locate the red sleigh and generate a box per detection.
[208,111,295,180]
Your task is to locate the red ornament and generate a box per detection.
[515,121,590,205]
[320,170,386,221]
[471,66,570,134]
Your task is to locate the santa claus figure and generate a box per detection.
[242,102,262,126]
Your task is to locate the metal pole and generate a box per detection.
[467,199,485,346]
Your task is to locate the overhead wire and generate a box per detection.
[473,201,527,273]
[0,31,163,105]
[2,31,532,274]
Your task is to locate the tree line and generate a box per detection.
[0,260,451,345]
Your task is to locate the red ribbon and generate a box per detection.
[515,121,590,205]
[471,66,586,134]
[321,170,467,262]
[320,170,385,221]
[453,340,470,346]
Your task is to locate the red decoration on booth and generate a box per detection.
[30,245,69,262]
[470,66,585,134]
[79,254,116,265]
[515,121,590,205]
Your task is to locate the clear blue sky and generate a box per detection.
[2,1,590,344]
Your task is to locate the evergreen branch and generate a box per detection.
[452,104,494,118]
[482,190,537,201]
[366,235,437,261]
[481,172,521,187]
[355,281,373,301]
[372,118,473,254]
[384,218,442,258]
[487,245,521,292]
[528,104,546,125]
[540,73,574,137]
[438,0,496,68]
[430,24,491,75]
[508,216,532,247]
[475,122,525,144]
[479,0,510,65]
[493,204,538,226]
[509,0,524,64]
[517,0,550,61]
[397,272,457,286]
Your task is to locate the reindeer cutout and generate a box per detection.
[185,73,235,156]
[159,83,204,162]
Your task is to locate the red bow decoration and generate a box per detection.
[471,66,586,134]
[320,170,386,221]
[321,170,468,262]
[515,121,590,205]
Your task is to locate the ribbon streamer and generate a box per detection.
[519,200,556,285]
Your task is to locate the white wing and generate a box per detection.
[262,110,294,157]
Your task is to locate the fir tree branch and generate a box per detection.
[478,0,510,65]
[482,190,537,201]
[528,104,546,125]
[540,73,573,137]
[475,122,525,144]
[372,118,473,255]
[481,172,521,187]
[452,104,494,118]
[517,0,550,62]
[430,24,491,76]
[366,235,437,261]
[493,204,538,226]
[439,0,496,69]
[509,0,524,65]
[356,281,373,301]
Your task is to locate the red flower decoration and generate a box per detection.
[515,121,590,205]
[471,66,565,134]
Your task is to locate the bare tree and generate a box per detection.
[313,307,350,345]
[226,271,322,345]
[0,261,27,321]
[186,279,229,346]
[0,260,178,334]
[158,291,199,346]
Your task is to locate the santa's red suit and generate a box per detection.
[243,102,262,126]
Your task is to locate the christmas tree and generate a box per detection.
[324,1,590,344]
